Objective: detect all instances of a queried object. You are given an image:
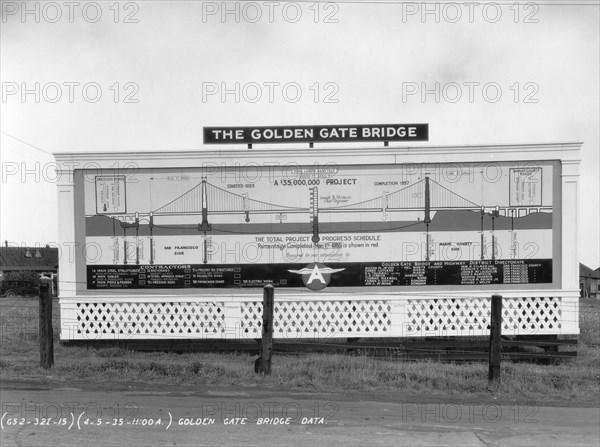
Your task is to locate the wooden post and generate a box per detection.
[39,278,54,369]
[255,284,274,375]
[488,294,502,383]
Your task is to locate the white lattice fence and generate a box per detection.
[240,300,393,338]
[60,295,573,340]
[405,296,562,337]
[72,302,225,337]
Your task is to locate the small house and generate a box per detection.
[0,243,59,295]
[580,263,600,299]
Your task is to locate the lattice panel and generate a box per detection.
[75,302,225,336]
[406,297,561,335]
[241,300,392,336]
[407,298,489,333]
[503,297,561,331]
[68,296,564,340]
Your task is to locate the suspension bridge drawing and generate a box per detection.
[82,161,557,290]
[148,176,550,219]
[86,172,553,266]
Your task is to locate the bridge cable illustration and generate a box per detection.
[134,176,547,264]
[152,177,481,218]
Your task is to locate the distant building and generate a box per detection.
[0,243,59,281]
[579,263,600,299]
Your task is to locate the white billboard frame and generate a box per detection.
[54,142,581,340]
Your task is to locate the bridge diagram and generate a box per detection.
[154,180,306,216]
[97,176,552,265]
[149,177,549,219]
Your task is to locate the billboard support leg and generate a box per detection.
[255,285,274,375]
[488,294,502,385]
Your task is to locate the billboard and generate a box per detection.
[82,161,555,291]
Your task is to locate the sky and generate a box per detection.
[1,0,599,268]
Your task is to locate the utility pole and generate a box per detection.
[39,278,54,369]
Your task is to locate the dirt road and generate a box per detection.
[1,380,599,446]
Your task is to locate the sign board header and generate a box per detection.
[203,124,429,144]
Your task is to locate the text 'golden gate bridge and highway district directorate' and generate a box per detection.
[85,162,554,291]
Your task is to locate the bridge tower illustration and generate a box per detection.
[198,178,212,232]
[197,178,211,264]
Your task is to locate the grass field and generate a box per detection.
[1,296,599,402]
